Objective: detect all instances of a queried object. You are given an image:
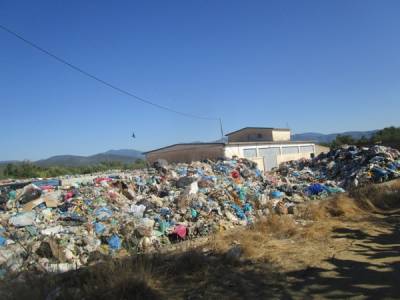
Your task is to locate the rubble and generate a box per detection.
[0,145,399,277]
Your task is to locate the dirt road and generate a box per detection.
[284,211,400,299]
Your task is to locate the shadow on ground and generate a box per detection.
[285,213,400,299]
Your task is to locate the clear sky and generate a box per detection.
[1,1,399,161]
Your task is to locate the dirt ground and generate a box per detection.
[273,213,400,299]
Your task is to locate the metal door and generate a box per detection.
[259,147,280,171]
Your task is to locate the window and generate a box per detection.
[243,148,257,158]
[282,146,299,155]
[300,145,314,153]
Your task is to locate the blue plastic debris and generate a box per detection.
[372,167,388,180]
[307,183,325,195]
[231,203,245,219]
[191,208,198,218]
[94,207,113,220]
[238,188,246,201]
[176,167,188,176]
[159,220,170,233]
[324,186,345,194]
[160,207,171,216]
[94,222,106,235]
[0,236,6,247]
[32,179,61,189]
[108,234,121,250]
[271,191,284,199]
[8,190,17,200]
[243,203,252,212]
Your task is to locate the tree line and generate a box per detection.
[322,126,400,149]
[0,159,147,179]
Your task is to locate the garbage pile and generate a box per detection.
[275,145,400,189]
[0,159,271,276]
[0,145,399,277]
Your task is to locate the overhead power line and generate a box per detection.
[0,24,218,121]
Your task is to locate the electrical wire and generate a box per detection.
[0,24,219,121]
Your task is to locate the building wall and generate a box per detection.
[227,128,291,142]
[224,143,315,171]
[248,157,265,171]
[227,128,273,142]
[272,130,291,141]
[146,144,225,164]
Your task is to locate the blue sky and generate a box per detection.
[1,1,399,160]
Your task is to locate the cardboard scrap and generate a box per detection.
[22,198,45,212]
[44,196,61,208]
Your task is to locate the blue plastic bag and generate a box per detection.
[271,191,284,199]
[108,234,121,250]
[307,183,325,195]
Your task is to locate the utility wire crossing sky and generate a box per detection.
[0,24,220,122]
[0,1,399,161]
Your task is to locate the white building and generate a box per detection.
[145,127,327,171]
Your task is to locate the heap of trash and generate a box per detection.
[275,145,400,190]
[0,145,399,277]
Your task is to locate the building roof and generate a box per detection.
[143,143,225,155]
[226,140,314,146]
[144,140,315,155]
[225,127,290,136]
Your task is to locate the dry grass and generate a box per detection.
[211,214,300,261]
[350,180,400,212]
[213,179,400,263]
[1,255,163,300]
[296,194,363,221]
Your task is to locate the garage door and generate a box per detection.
[259,147,281,171]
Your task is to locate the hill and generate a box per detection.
[291,130,377,143]
[1,149,144,167]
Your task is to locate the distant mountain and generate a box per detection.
[103,149,144,158]
[36,153,142,167]
[1,149,144,167]
[292,130,378,143]
[0,160,19,165]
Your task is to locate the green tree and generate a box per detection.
[330,134,355,148]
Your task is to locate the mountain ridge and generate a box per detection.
[291,130,378,143]
[0,149,145,167]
